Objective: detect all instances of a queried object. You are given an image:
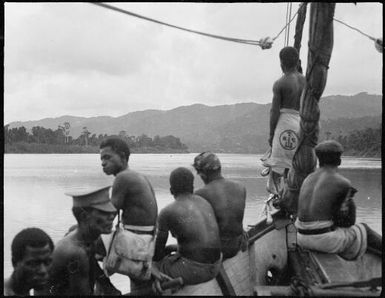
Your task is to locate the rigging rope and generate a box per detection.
[90,2,262,47]
[273,3,304,43]
[284,3,289,47]
[89,2,304,50]
[287,3,293,47]
[334,17,376,41]
[333,17,383,53]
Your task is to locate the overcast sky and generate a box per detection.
[4,2,383,124]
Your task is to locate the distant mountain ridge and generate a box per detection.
[7,92,382,153]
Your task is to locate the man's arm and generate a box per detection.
[153,209,170,262]
[94,261,121,295]
[333,186,357,227]
[66,249,92,295]
[269,81,282,146]
[51,246,92,295]
[111,173,131,210]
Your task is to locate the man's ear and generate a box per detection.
[80,209,90,222]
[170,187,174,196]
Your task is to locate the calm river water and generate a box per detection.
[3,153,382,292]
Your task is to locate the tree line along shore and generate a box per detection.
[4,125,189,154]
[4,125,381,157]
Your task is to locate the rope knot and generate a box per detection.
[375,38,383,53]
[259,37,273,50]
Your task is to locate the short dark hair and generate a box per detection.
[315,140,343,167]
[72,206,94,223]
[170,167,194,195]
[316,152,341,167]
[11,228,54,267]
[279,46,299,69]
[100,137,130,161]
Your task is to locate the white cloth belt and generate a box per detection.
[123,225,155,232]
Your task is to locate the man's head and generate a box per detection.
[193,152,221,184]
[67,186,117,235]
[11,228,54,290]
[100,137,130,176]
[169,167,194,197]
[315,140,344,167]
[279,46,299,71]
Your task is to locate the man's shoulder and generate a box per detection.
[218,178,245,191]
[116,168,140,179]
[159,202,175,217]
[334,172,351,187]
[54,237,87,259]
[273,77,285,90]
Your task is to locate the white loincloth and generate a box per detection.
[295,219,367,260]
[263,108,300,170]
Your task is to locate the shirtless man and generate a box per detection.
[99,137,158,290]
[4,228,54,296]
[193,152,247,259]
[48,186,117,295]
[262,46,306,195]
[296,140,382,259]
[153,167,222,285]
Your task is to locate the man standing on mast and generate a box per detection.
[262,46,305,197]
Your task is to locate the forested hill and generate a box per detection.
[6,92,382,155]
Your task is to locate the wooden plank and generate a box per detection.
[310,251,382,283]
[254,285,382,297]
[215,264,236,296]
[172,228,289,296]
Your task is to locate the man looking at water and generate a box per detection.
[262,46,306,196]
[296,140,382,259]
[47,186,117,295]
[4,228,54,296]
[153,167,222,285]
[193,152,247,259]
[99,136,158,291]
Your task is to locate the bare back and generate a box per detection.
[297,168,352,222]
[195,178,246,238]
[275,72,306,110]
[112,169,158,226]
[159,194,221,263]
[270,72,305,141]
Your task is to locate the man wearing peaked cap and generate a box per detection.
[193,152,248,260]
[46,186,120,296]
[69,186,117,213]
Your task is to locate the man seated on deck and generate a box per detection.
[193,152,248,259]
[152,167,222,285]
[99,136,158,292]
[261,46,306,196]
[295,140,382,259]
[47,186,118,295]
[4,228,54,296]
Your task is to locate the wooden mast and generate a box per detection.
[280,3,336,215]
[293,3,308,73]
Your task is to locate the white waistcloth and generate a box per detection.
[263,108,300,169]
[295,219,367,260]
